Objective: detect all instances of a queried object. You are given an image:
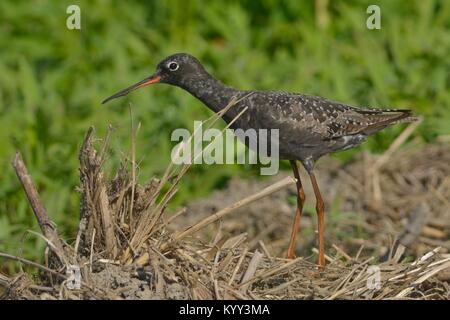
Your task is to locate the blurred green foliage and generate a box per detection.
[0,1,449,266]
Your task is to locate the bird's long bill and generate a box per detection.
[101,75,161,104]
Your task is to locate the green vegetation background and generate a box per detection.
[0,1,449,267]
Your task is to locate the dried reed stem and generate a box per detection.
[12,152,68,265]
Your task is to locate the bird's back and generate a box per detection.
[230,91,417,162]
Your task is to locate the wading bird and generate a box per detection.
[103,53,416,266]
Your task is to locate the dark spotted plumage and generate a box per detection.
[219,91,415,170]
[102,53,418,267]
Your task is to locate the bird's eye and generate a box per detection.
[168,62,179,71]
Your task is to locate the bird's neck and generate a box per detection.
[179,74,243,116]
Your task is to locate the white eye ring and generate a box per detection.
[168,61,179,71]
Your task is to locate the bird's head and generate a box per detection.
[102,53,207,104]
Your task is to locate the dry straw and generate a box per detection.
[1,100,448,300]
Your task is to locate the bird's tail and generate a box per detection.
[359,109,419,135]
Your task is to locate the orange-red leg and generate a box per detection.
[308,171,325,267]
[287,160,306,259]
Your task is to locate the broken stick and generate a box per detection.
[12,152,68,265]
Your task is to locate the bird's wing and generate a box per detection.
[268,94,415,139]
